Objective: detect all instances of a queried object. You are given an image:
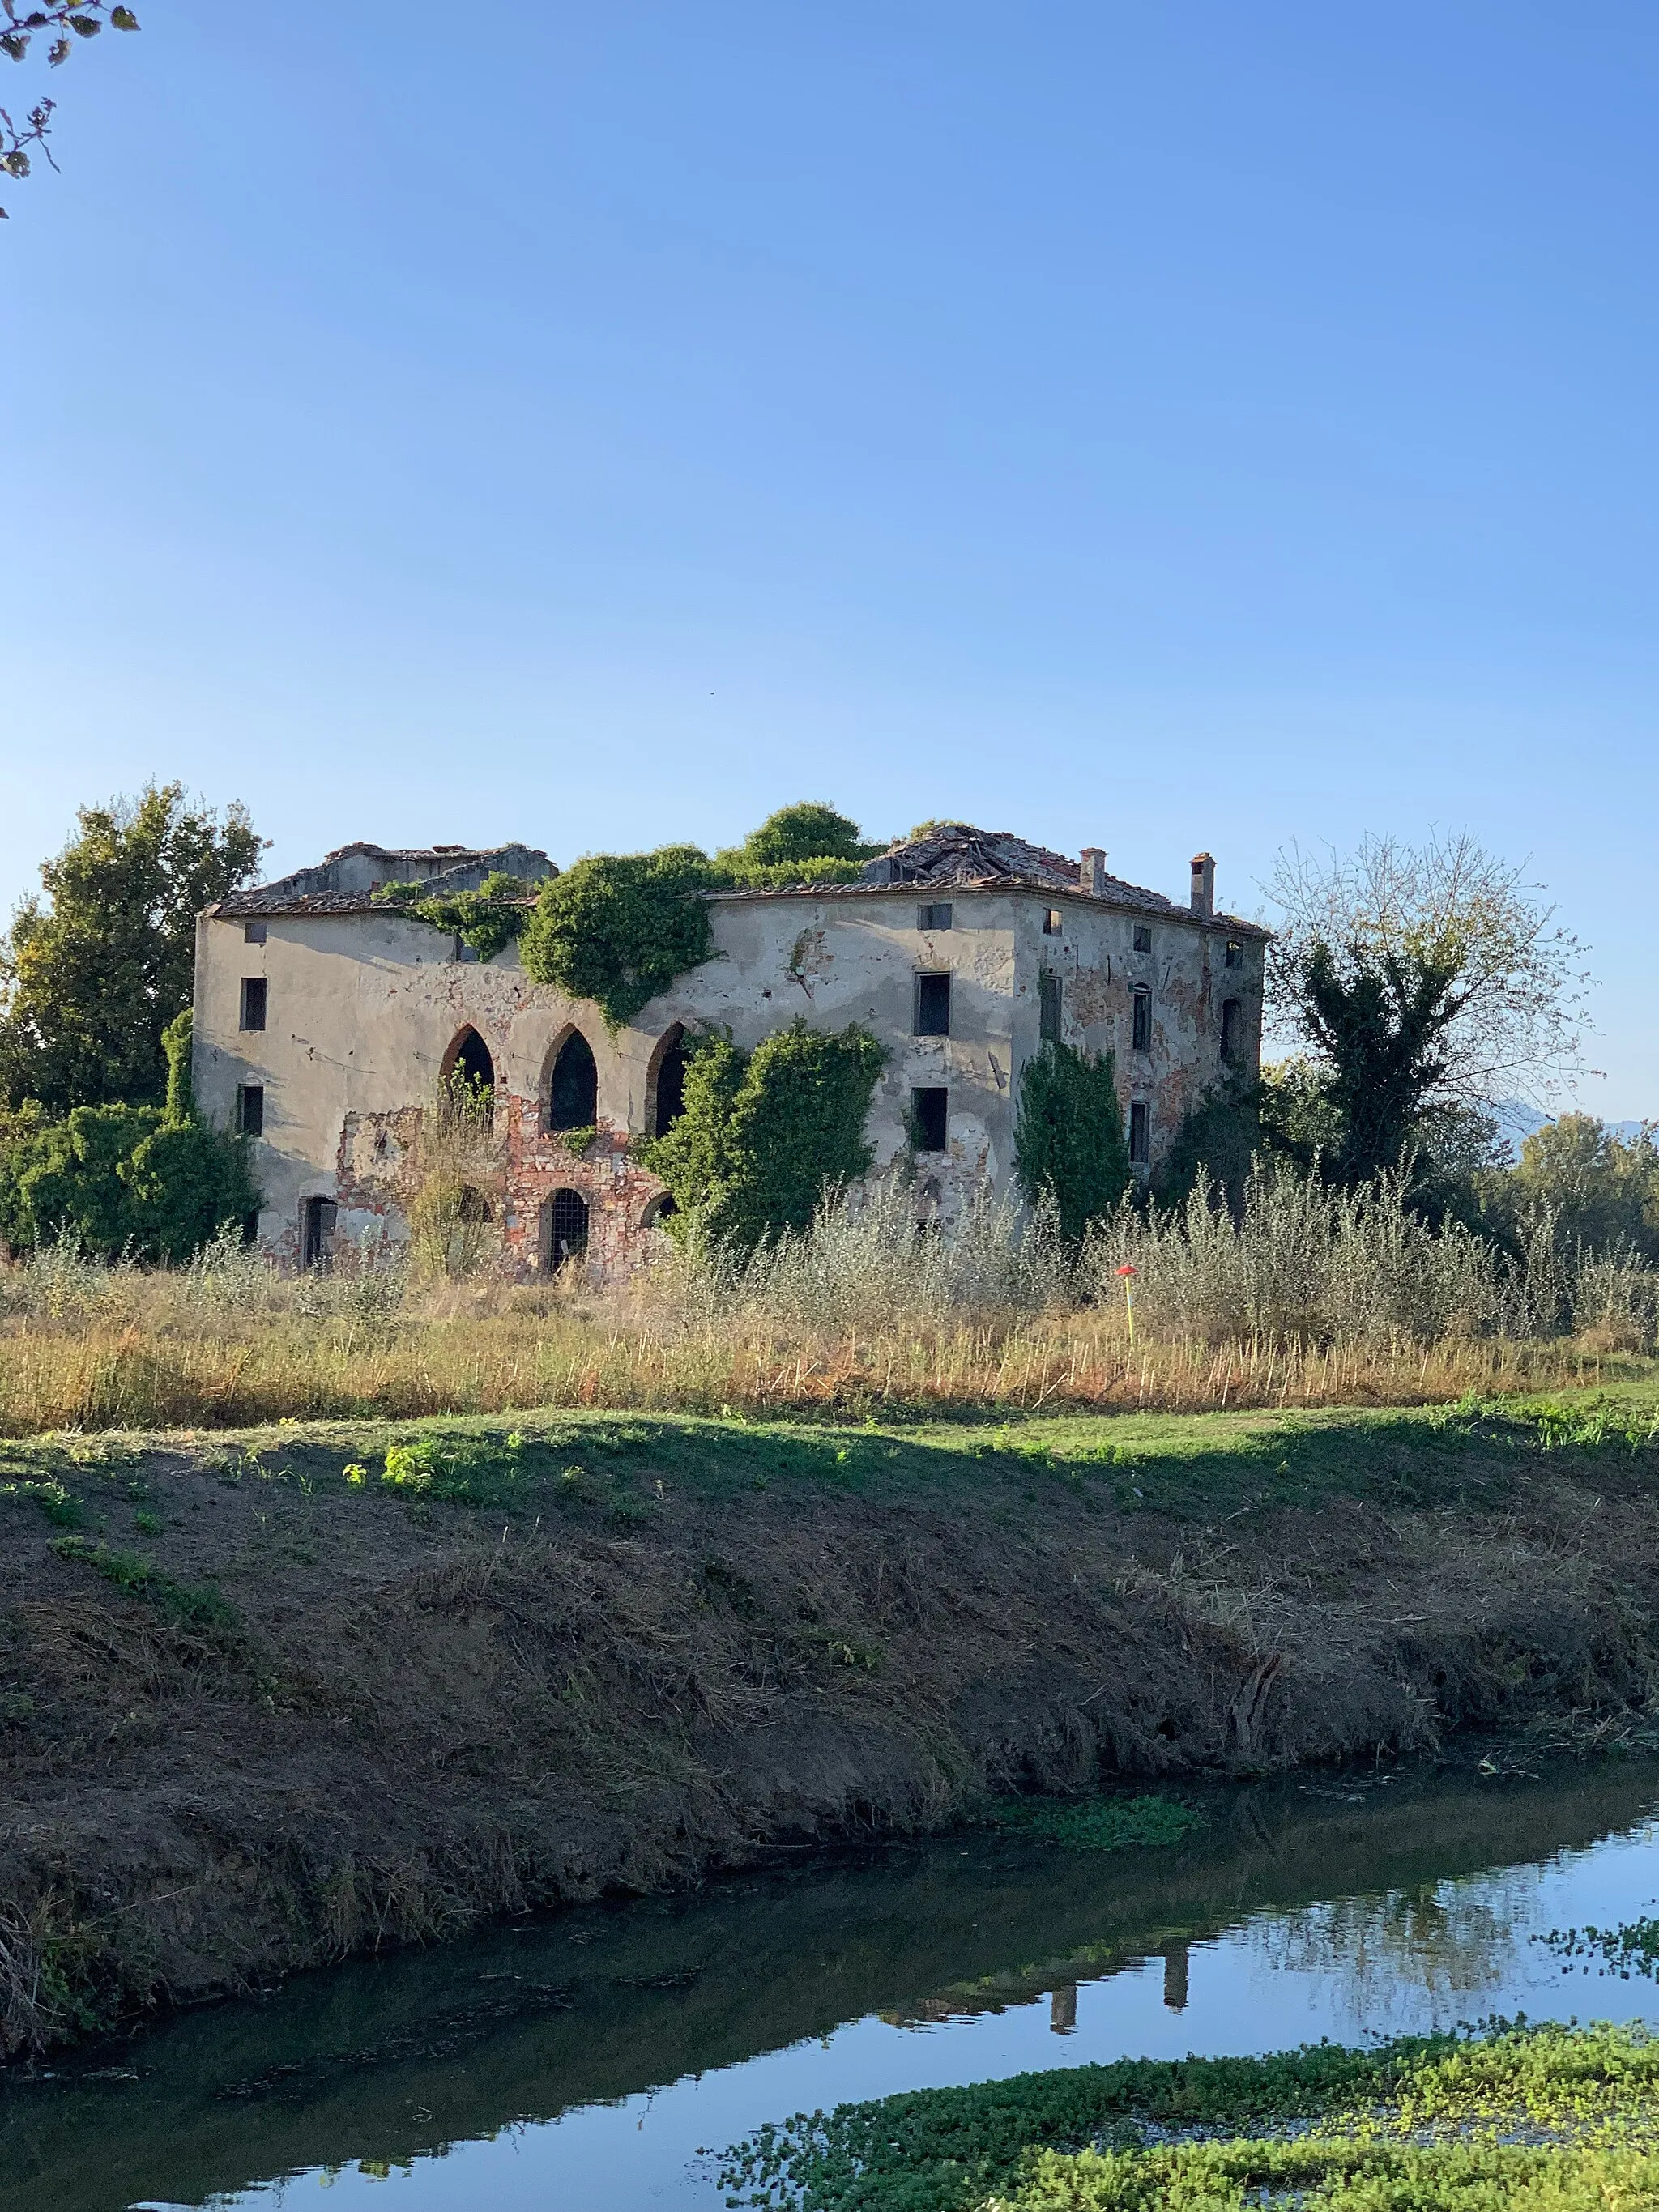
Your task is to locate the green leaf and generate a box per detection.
[109,6,140,28]
[66,15,104,37]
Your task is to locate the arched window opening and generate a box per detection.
[642,1191,678,1230]
[540,1188,590,1273]
[547,1031,598,1131]
[458,1186,492,1225]
[650,1025,689,1138]
[1220,998,1242,1063]
[442,1026,496,1123]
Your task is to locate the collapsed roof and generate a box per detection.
[220,842,555,916]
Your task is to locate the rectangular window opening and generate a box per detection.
[911,1086,949,1153]
[1129,1101,1150,1166]
[240,977,267,1033]
[243,920,267,945]
[1038,970,1062,1046]
[1132,923,1152,954]
[914,971,952,1036]
[1132,988,1151,1054]
[1225,939,1243,969]
[1221,999,1242,1063]
[916,901,953,932]
[1043,908,1063,936]
[236,1083,265,1138]
[301,1196,337,1272]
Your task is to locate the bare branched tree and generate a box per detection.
[1264,832,1593,1184]
[1,1,139,219]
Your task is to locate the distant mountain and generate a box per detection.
[1489,1101,1551,1160]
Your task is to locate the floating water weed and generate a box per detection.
[1537,1918,1659,1979]
[719,2022,1659,2212]
[983,1794,1202,1853]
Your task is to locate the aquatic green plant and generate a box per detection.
[1537,1916,1659,1979]
[983,1794,1201,1853]
[718,2022,1659,2212]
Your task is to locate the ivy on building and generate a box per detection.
[518,846,723,1029]
[373,872,539,961]
[518,804,882,1030]
[1153,1074,1260,1214]
[640,1017,885,1248]
[1013,1040,1132,1241]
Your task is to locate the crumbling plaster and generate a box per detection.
[194,880,1263,1281]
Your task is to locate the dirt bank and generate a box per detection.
[2,1394,1657,2056]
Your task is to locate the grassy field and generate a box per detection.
[0,1277,1648,1435]
[719,2020,1659,2210]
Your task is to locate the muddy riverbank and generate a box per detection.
[2,1394,1657,2058]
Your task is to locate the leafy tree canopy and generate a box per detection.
[1501,1113,1659,1263]
[1265,833,1590,1187]
[642,1019,885,1248]
[0,783,265,1113]
[715,802,877,872]
[0,1102,257,1262]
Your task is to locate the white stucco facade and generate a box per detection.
[192,829,1266,1276]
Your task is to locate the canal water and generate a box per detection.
[8,1750,1659,2212]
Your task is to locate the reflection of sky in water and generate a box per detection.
[173,1814,1659,2212]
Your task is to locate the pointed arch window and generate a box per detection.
[547,1031,598,1131]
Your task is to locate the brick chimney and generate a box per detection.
[1079,847,1107,897]
[1190,852,1215,918]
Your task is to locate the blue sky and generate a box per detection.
[4,2,1655,1111]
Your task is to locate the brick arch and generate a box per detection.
[539,1187,590,1272]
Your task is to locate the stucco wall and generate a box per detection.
[193,887,1262,1277]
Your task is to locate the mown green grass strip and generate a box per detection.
[2,1385,1656,1527]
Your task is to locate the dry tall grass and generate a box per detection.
[0,1166,1648,1436]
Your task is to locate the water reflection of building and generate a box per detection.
[1162,1941,1189,2011]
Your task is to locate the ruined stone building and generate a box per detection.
[192,826,1267,1275]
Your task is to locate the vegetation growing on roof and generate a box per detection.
[519,804,882,1028]
[373,872,538,961]
[519,846,724,1028]
[715,802,883,874]
[640,1018,885,1247]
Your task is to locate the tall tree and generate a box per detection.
[1505,1114,1659,1262]
[1265,833,1590,1187]
[0,783,265,1111]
